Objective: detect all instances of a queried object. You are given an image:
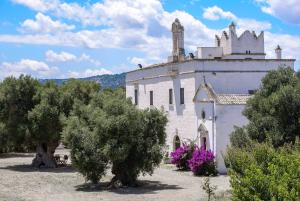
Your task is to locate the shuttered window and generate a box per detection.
[169,89,173,104]
[134,89,138,105]
[150,91,153,105]
[180,88,184,104]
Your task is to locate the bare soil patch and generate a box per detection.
[0,148,231,201]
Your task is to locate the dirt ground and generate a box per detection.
[0,148,231,201]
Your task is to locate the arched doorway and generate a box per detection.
[198,124,209,150]
[173,135,181,151]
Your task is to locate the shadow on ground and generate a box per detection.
[0,153,35,158]
[75,180,183,194]
[0,164,76,173]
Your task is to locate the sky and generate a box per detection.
[0,0,299,79]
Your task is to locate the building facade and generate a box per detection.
[125,19,295,173]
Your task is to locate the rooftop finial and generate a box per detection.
[229,21,236,33]
[170,18,185,62]
[275,45,282,59]
[276,45,282,50]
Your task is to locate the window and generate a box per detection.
[150,90,153,105]
[174,135,181,151]
[201,110,206,119]
[202,137,207,150]
[180,88,184,104]
[134,89,138,105]
[248,89,257,95]
[169,89,173,105]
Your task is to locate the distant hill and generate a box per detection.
[40,73,126,89]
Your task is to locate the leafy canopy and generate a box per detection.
[63,89,168,185]
[238,67,300,147]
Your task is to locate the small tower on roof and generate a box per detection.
[170,18,185,62]
[275,45,282,59]
[229,22,236,34]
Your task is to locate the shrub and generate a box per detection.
[225,143,300,200]
[188,146,217,176]
[170,143,195,170]
[63,90,168,186]
[230,126,252,149]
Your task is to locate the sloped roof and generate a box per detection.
[193,83,217,102]
[193,82,252,105]
[216,94,252,105]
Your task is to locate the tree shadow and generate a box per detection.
[75,180,183,195]
[0,153,35,158]
[0,164,76,173]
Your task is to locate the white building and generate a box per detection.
[125,19,295,173]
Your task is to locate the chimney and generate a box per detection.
[229,22,236,34]
[275,45,282,59]
[170,18,185,62]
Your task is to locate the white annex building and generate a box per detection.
[125,19,295,173]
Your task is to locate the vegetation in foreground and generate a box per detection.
[0,75,167,187]
[225,67,300,200]
[63,89,168,186]
[0,76,100,167]
[170,142,217,176]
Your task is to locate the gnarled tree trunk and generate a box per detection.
[109,163,138,188]
[32,141,58,168]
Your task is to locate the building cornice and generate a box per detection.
[126,69,277,83]
[127,58,296,73]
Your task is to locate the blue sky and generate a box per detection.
[0,0,299,79]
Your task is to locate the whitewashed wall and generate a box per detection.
[215,105,248,173]
[126,59,295,172]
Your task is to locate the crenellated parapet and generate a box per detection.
[215,22,265,59]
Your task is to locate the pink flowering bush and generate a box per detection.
[170,143,195,170]
[188,146,217,176]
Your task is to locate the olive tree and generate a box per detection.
[63,89,168,186]
[0,75,40,152]
[29,82,63,168]
[231,67,300,147]
[29,80,101,168]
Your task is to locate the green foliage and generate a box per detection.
[28,81,62,145]
[0,75,40,152]
[226,68,300,200]
[225,144,300,201]
[60,79,100,116]
[0,75,101,159]
[230,126,252,149]
[63,89,168,185]
[67,120,108,184]
[242,67,300,147]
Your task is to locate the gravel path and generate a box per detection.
[0,149,231,201]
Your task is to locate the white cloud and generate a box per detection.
[264,32,300,60]
[203,6,236,20]
[68,68,112,78]
[203,6,271,32]
[0,59,58,78]
[11,0,58,12]
[255,0,300,25]
[46,50,76,62]
[129,57,150,67]
[78,54,101,66]
[20,12,75,34]
[3,0,300,71]
[45,50,101,66]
